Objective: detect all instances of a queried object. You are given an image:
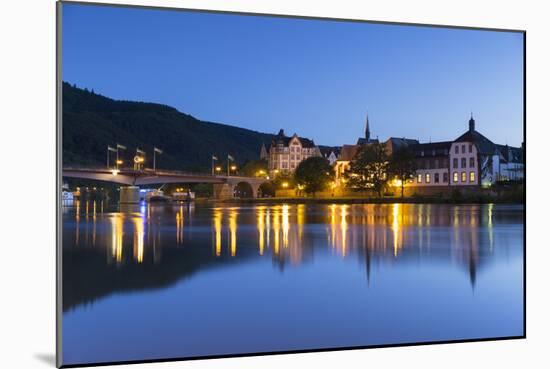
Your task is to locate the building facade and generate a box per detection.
[332,114,523,191]
[409,115,524,189]
[266,129,321,176]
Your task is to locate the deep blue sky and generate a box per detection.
[62,3,524,147]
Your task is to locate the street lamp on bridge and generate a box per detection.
[107,145,117,169]
[116,143,127,170]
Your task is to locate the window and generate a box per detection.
[434,173,439,183]
[443,172,449,182]
[426,174,431,183]
[432,149,436,156]
[435,159,439,168]
[470,171,475,182]
[290,155,295,160]
[420,151,424,157]
[462,144,466,153]
[417,174,422,183]
[453,172,458,182]
[470,157,475,167]
[455,146,459,154]
[461,158,466,168]
[461,172,466,182]
[453,158,458,168]
[469,144,473,153]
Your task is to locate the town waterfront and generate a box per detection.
[61,201,524,365]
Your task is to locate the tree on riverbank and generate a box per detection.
[387,147,416,197]
[345,143,388,197]
[294,157,334,196]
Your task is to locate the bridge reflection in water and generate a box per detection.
[63,200,515,300]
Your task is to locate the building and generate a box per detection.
[320,147,341,165]
[356,114,379,145]
[409,115,524,189]
[333,113,523,192]
[408,141,452,187]
[333,116,418,186]
[266,129,322,176]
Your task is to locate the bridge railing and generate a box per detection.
[62,166,264,180]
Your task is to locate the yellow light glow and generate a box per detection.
[116,159,123,165]
[231,165,237,170]
[282,182,289,188]
[282,205,289,248]
[133,217,144,263]
[213,208,222,256]
[110,215,124,264]
[215,166,222,172]
[111,169,120,176]
[229,209,237,257]
[257,208,265,255]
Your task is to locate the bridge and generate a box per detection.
[62,167,268,199]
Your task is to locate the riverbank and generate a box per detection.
[198,195,524,205]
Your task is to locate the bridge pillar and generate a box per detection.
[119,186,140,204]
[250,183,261,198]
[213,183,234,200]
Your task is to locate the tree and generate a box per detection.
[272,172,295,190]
[294,157,334,196]
[345,143,388,197]
[387,147,417,197]
[240,159,268,177]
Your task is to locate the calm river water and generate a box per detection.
[61,201,524,365]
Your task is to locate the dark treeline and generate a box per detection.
[62,82,276,171]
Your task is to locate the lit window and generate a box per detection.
[470,157,475,167]
[417,174,422,183]
[470,172,475,182]
[461,172,466,182]
[453,172,458,182]
[426,174,431,183]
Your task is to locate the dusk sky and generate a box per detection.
[62,3,524,147]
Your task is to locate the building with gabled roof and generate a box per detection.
[266,129,321,176]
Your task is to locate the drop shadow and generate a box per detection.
[34,353,56,367]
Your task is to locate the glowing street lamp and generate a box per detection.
[116,143,127,170]
[282,182,289,188]
[215,166,222,174]
[107,145,117,169]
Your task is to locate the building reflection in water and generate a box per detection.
[65,200,498,288]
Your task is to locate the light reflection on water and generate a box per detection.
[61,201,523,365]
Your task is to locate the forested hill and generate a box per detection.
[62,82,276,171]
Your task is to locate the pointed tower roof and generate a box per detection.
[365,112,371,141]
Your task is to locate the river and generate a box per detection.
[61,201,524,365]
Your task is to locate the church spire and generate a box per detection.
[469,112,475,132]
[365,112,370,141]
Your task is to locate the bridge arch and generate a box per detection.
[233,181,254,198]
